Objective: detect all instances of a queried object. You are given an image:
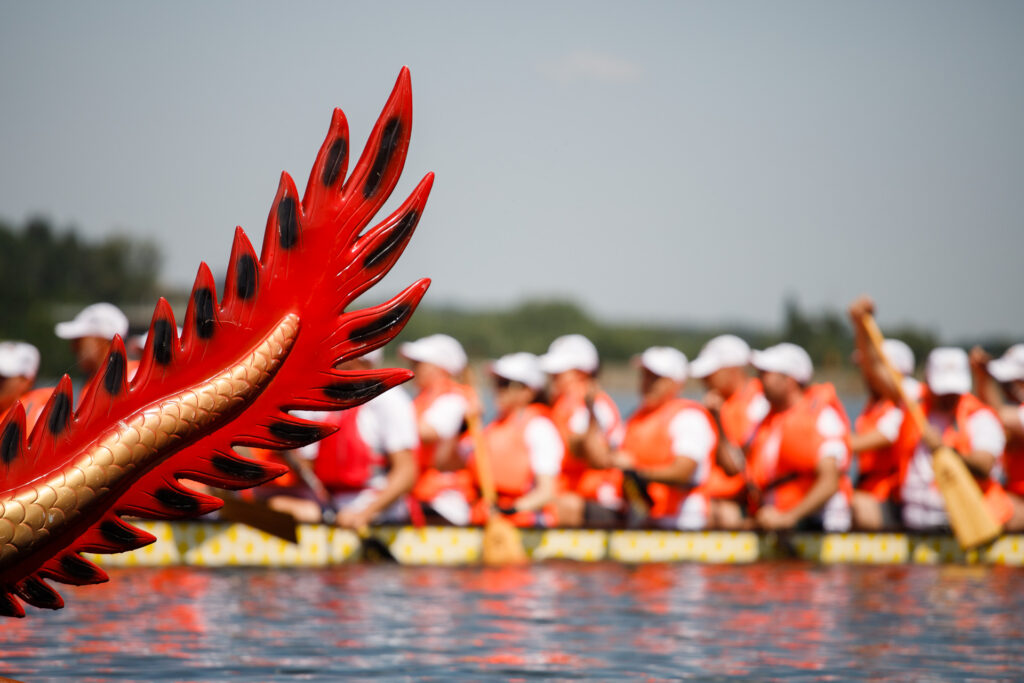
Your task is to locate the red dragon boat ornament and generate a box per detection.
[0,67,432,617]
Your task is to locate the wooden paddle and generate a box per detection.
[860,312,1001,549]
[465,368,529,565]
[212,490,299,544]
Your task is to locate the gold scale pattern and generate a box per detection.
[0,313,300,572]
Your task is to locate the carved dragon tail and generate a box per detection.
[0,67,432,617]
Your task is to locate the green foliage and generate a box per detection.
[0,217,161,379]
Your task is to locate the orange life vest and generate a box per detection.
[1005,404,1024,497]
[748,383,852,514]
[902,391,1013,524]
[469,403,563,527]
[854,396,907,501]
[311,406,381,493]
[549,381,623,502]
[410,378,477,503]
[704,378,764,500]
[621,398,717,519]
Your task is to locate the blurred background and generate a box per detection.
[2,1,1021,383]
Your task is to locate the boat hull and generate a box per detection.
[84,522,1024,567]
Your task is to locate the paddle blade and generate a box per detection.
[481,516,529,566]
[933,447,1001,549]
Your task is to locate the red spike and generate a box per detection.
[24,376,73,474]
[75,337,129,431]
[117,476,223,521]
[0,401,26,476]
[330,279,430,362]
[259,172,303,268]
[302,107,350,214]
[14,577,63,610]
[181,262,220,354]
[131,298,179,390]
[39,552,108,587]
[340,172,434,305]
[337,67,414,242]
[220,227,261,315]
[175,449,289,490]
[0,592,25,618]
[286,367,414,412]
[76,516,156,554]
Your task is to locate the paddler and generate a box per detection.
[539,334,625,527]
[689,334,769,529]
[268,348,420,528]
[54,302,137,383]
[470,352,565,528]
[899,347,1012,530]
[847,297,920,530]
[610,347,718,530]
[400,334,478,526]
[0,341,49,426]
[969,343,1024,531]
[747,343,853,532]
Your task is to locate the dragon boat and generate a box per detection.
[85,521,1024,567]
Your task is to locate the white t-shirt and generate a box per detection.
[422,393,469,439]
[902,408,1006,530]
[294,386,419,460]
[667,408,717,487]
[746,393,771,428]
[523,416,565,476]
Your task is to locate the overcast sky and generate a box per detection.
[1,1,1021,340]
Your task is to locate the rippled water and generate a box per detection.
[3,563,1023,681]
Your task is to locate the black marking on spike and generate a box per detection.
[364,210,418,269]
[156,487,200,513]
[269,421,328,445]
[47,392,71,436]
[0,592,23,618]
[324,379,386,402]
[17,578,61,609]
[212,453,267,481]
[363,117,402,199]
[277,196,299,249]
[348,304,413,344]
[194,287,215,338]
[1,422,20,465]
[103,351,125,395]
[100,519,144,546]
[60,554,100,582]
[322,138,347,187]
[152,319,173,365]
[236,254,257,300]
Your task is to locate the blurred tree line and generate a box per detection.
[0,217,161,378]
[6,215,999,385]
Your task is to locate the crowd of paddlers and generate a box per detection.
[2,296,1023,534]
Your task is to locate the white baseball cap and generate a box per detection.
[881,338,915,376]
[0,342,40,379]
[637,346,688,383]
[491,352,546,390]
[539,334,599,375]
[690,334,752,379]
[399,334,467,375]
[926,347,971,396]
[988,344,1024,383]
[751,343,813,384]
[55,303,129,341]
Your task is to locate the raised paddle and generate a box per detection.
[860,312,1001,549]
[464,367,529,565]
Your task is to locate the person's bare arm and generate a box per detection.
[757,458,840,530]
[850,429,893,453]
[970,346,1003,409]
[848,296,900,403]
[512,473,557,512]
[636,456,697,487]
[338,448,418,529]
